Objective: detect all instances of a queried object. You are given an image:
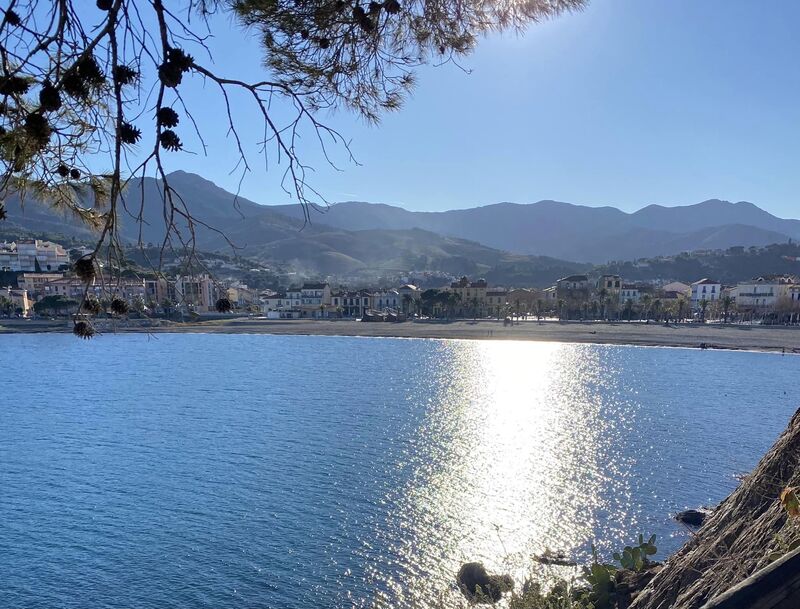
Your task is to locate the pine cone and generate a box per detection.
[167,48,194,72]
[110,298,129,315]
[63,71,90,99]
[113,65,139,86]
[158,48,193,89]
[158,62,183,88]
[74,256,96,281]
[159,129,182,151]
[39,83,62,112]
[25,113,52,146]
[82,298,103,315]
[156,107,179,128]
[383,0,400,14]
[73,320,96,339]
[119,122,141,145]
[0,76,30,96]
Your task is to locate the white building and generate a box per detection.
[0,240,70,272]
[332,291,371,318]
[263,282,332,318]
[298,282,332,317]
[372,289,401,312]
[690,278,721,309]
[262,294,301,318]
[619,284,641,304]
[733,276,795,311]
[397,284,422,313]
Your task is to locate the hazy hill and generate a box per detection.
[2,170,313,249]
[270,198,800,262]
[3,171,798,278]
[239,226,587,282]
[596,242,800,285]
[1,172,585,284]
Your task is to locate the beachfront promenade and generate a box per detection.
[5,317,800,353]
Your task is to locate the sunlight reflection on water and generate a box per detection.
[364,340,795,608]
[369,342,636,606]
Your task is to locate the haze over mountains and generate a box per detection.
[4,171,799,279]
[270,198,800,263]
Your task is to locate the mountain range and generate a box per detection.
[3,171,799,281]
[270,198,800,263]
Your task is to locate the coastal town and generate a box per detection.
[4,238,800,325]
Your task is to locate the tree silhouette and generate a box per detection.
[721,295,733,324]
[700,297,709,322]
[0,0,584,337]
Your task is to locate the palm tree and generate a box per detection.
[700,297,709,322]
[721,295,733,324]
[640,294,652,321]
[402,294,413,316]
[652,298,662,322]
[557,298,566,321]
[677,297,687,322]
[598,287,608,320]
[420,289,438,317]
[623,298,634,322]
[0,295,13,316]
[446,292,461,319]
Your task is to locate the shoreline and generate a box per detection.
[4,317,800,353]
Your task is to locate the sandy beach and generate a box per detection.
[4,317,800,353]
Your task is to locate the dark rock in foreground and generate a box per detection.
[675,508,712,527]
[457,562,514,603]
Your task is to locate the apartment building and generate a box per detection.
[733,276,796,311]
[690,278,721,309]
[0,240,70,272]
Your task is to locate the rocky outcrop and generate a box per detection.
[675,509,712,527]
[456,562,514,603]
[630,408,800,609]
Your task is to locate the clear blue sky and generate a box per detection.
[166,0,800,217]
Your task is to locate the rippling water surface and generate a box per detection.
[1,334,799,608]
